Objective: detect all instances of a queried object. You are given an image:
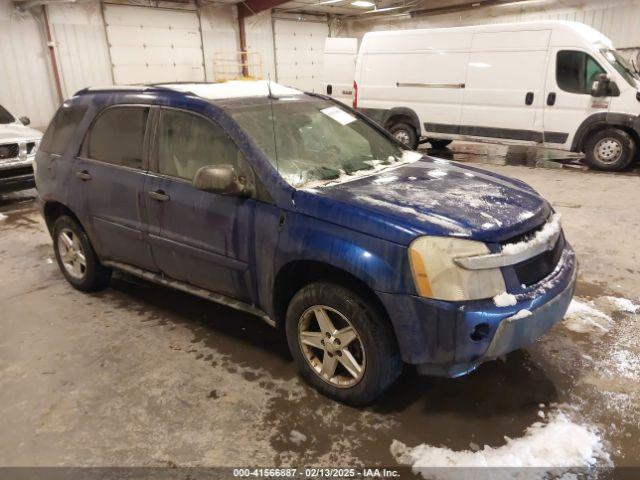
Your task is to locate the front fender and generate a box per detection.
[276,212,414,294]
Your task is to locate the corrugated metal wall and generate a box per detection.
[0,4,58,129]
[346,0,640,50]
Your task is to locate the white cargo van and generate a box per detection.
[323,21,640,171]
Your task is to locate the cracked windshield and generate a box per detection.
[230,98,418,188]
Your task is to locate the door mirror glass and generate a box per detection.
[193,164,255,198]
[19,116,31,126]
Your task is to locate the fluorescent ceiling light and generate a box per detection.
[498,0,546,6]
[318,0,343,4]
[364,4,404,12]
[351,1,375,7]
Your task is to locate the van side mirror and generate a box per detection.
[19,116,31,126]
[590,74,619,97]
[193,164,255,198]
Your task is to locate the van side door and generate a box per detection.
[459,30,550,143]
[542,49,609,148]
[74,104,157,271]
[323,37,358,103]
[144,107,255,302]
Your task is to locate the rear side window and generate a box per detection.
[556,50,606,94]
[40,104,88,155]
[85,106,149,170]
[157,109,240,181]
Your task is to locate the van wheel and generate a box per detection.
[429,139,453,149]
[389,122,419,149]
[285,282,402,405]
[52,215,111,292]
[584,128,636,171]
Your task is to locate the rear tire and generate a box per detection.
[285,282,402,405]
[583,128,636,171]
[52,215,111,292]
[429,139,453,149]
[388,122,419,150]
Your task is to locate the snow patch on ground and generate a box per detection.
[493,292,517,307]
[563,299,611,334]
[391,411,609,479]
[289,430,307,445]
[502,213,562,256]
[0,213,7,222]
[604,296,639,314]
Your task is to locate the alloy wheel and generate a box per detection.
[394,130,411,145]
[57,228,87,280]
[297,305,366,388]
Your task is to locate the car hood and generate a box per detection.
[0,123,43,143]
[293,157,552,245]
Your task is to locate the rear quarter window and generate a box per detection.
[40,104,89,155]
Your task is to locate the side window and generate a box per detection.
[85,106,149,169]
[158,109,240,181]
[556,50,606,94]
[40,104,88,155]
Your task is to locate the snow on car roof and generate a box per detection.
[157,81,304,100]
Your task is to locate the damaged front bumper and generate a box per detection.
[377,245,577,377]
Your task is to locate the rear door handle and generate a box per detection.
[547,92,556,106]
[525,92,534,105]
[75,170,92,181]
[326,84,333,95]
[147,189,170,202]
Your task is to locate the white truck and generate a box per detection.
[0,104,42,192]
[323,20,640,171]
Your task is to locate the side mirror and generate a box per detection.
[590,73,619,97]
[19,116,31,126]
[193,164,255,198]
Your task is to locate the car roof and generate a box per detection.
[75,80,305,102]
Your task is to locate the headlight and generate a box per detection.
[408,236,506,301]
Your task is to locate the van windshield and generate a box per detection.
[601,49,640,88]
[229,98,420,188]
[0,105,15,124]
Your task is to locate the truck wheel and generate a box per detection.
[584,128,636,171]
[52,215,112,292]
[285,282,402,405]
[429,139,453,149]
[389,122,419,149]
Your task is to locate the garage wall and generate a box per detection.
[346,0,640,52]
[0,4,58,129]
[273,18,329,92]
[244,10,277,80]
[201,4,241,81]
[47,3,113,99]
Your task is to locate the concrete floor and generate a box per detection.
[1,144,639,471]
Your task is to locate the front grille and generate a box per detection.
[513,233,565,287]
[0,143,19,160]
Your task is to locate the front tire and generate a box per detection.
[285,282,402,405]
[52,215,111,292]
[584,128,636,171]
[388,122,419,150]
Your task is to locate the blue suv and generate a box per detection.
[35,81,576,404]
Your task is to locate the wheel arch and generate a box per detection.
[272,260,394,336]
[43,201,82,235]
[382,107,421,134]
[572,112,640,152]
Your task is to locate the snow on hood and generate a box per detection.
[0,122,43,143]
[296,157,551,243]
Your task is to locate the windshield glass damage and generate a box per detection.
[230,97,422,188]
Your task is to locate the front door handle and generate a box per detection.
[148,189,170,202]
[547,92,556,106]
[525,92,534,105]
[75,170,92,181]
